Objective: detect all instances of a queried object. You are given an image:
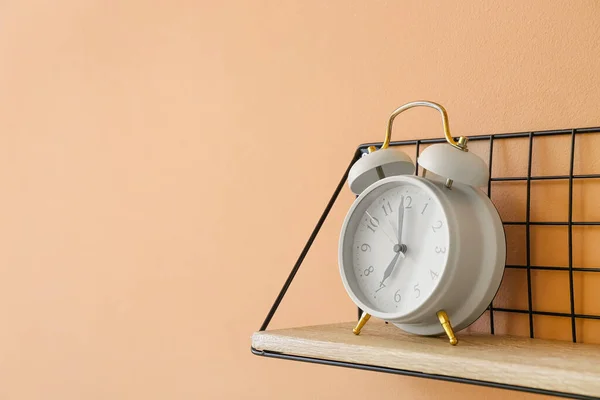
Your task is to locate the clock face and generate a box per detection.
[341,179,450,317]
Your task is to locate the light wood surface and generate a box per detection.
[252,322,600,397]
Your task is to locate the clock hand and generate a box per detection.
[365,210,396,245]
[381,228,396,246]
[397,195,405,245]
[379,244,406,287]
[385,215,399,240]
[380,252,400,287]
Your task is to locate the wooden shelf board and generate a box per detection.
[252,322,600,398]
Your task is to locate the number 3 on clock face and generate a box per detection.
[340,177,450,318]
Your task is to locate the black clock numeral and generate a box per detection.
[360,244,371,252]
[430,269,439,280]
[405,196,413,208]
[421,203,429,214]
[432,220,443,233]
[413,283,421,298]
[364,266,374,276]
[435,246,446,254]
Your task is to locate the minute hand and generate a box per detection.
[397,195,405,244]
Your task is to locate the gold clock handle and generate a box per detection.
[381,101,468,152]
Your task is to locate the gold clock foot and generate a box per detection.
[437,310,458,345]
[353,312,371,335]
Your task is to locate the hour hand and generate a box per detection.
[380,252,401,286]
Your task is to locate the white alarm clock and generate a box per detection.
[339,101,506,345]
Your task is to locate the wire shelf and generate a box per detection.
[253,126,600,398]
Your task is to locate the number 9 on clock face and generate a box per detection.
[340,177,450,319]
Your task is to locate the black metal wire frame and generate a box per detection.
[252,126,600,399]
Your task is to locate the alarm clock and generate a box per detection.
[338,101,506,345]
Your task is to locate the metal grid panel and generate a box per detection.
[378,127,600,342]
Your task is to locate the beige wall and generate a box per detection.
[1,1,599,399]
